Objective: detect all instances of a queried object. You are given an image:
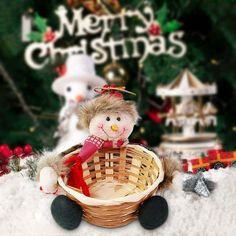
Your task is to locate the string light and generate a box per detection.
[29,126,36,133]
[140,127,145,134]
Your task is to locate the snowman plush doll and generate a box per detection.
[40,86,169,230]
[62,86,139,195]
[38,86,137,194]
[52,54,105,152]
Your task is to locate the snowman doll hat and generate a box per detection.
[78,85,140,128]
[52,54,105,96]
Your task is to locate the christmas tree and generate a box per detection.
[0,0,235,150]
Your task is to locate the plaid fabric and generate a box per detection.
[86,135,104,149]
[79,135,104,163]
[79,136,127,162]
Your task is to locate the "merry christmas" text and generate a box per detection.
[25,6,187,69]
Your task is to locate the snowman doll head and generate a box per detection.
[52,54,105,103]
[78,87,139,142]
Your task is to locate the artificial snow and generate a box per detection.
[0,168,236,236]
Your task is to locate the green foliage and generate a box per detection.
[34,13,47,32]
[156,3,182,33]
[156,4,168,25]
[28,13,48,42]
[28,31,43,42]
[163,20,181,33]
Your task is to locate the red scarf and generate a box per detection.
[64,135,126,196]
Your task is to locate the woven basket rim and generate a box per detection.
[58,144,164,206]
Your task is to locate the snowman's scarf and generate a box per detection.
[65,135,126,196]
[66,157,90,197]
[81,135,124,158]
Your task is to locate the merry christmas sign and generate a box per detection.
[24,5,187,69]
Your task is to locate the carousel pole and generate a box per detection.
[171,96,177,134]
[198,96,204,133]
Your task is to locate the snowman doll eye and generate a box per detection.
[106,117,110,121]
[87,85,92,91]
[66,86,72,92]
[117,117,121,121]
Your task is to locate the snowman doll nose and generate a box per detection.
[75,95,84,102]
[111,124,119,132]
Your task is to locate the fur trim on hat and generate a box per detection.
[78,94,139,128]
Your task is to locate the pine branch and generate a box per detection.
[25,155,40,180]
[0,63,38,123]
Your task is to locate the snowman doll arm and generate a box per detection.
[63,136,104,196]
[54,106,70,138]
[64,135,104,165]
[37,151,70,194]
[39,167,58,194]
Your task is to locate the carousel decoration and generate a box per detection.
[156,69,221,158]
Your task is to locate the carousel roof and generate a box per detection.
[202,102,218,115]
[156,69,217,97]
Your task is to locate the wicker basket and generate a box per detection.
[58,144,164,228]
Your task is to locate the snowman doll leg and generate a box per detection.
[138,196,168,230]
[51,195,83,230]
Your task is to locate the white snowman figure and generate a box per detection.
[52,54,105,152]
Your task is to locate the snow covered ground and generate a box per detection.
[0,168,236,236]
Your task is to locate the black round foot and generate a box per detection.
[51,195,83,230]
[138,196,168,230]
